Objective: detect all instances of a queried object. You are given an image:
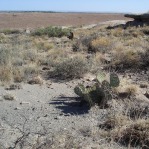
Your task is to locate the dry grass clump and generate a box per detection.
[111,49,141,69]
[0,47,11,66]
[72,34,97,52]
[12,68,24,83]
[0,67,12,82]
[90,37,111,53]
[0,33,8,43]
[124,84,138,97]
[112,119,149,148]
[99,114,129,130]
[46,49,68,67]
[140,48,149,67]
[52,55,89,79]
[23,65,39,81]
[124,38,143,47]
[33,38,54,52]
[23,49,37,62]
[127,102,149,120]
[89,52,107,73]
[111,28,124,37]
[28,75,43,85]
[114,77,139,98]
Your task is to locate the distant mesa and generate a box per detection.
[124,13,149,27]
[125,13,149,22]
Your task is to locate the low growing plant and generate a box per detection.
[74,72,120,107]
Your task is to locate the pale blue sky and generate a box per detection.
[0,0,149,13]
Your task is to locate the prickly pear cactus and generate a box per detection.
[74,72,120,108]
[96,72,106,84]
[110,73,120,87]
[74,84,86,97]
[102,80,111,90]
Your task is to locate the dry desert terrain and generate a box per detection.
[0,12,129,29]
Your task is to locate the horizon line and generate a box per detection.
[0,10,131,14]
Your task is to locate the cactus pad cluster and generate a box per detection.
[74,72,120,107]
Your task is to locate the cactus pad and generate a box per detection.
[96,72,106,84]
[110,73,120,87]
[102,80,111,90]
[74,84,86,97]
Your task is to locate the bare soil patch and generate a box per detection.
[0,12,129,29]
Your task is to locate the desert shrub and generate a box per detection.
[13,68,24,83]
[111,28,123,37]
[47,49,68,67]
[0,47,11,66]
[32,26,70,37]
[23,49,37,62]
[0,67,12,82]
[0,29,21,34]
[72,34,97,52]
[99,114,128,130]
[12,57,24,66]
[23,65,39,80]
[140,48,149,67]
[52,56,89,79]
[113,120,149,148]
[142,27,149,35]
[90,37,111,53]
[0,33,7,43]
[111,50,141,69]
[28,75,43,85]
[34,40,54,51]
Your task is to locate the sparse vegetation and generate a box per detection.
[0,14,149,149]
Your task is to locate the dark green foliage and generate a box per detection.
[74,72,120,107]
[32,26,71,37]
[0,29,21,34]
[110,73,120,87]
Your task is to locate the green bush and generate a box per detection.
[0,29,21,34]
[32,26,70,37]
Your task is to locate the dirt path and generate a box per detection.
[0,80,106,148]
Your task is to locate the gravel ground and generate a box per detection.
[0,80,108,149]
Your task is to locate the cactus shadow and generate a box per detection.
[50,96,90,115]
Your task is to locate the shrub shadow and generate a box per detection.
[49,96,89,115]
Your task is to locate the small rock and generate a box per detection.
[3,94,15,101]
[144,91,149,99]
[32,108,35,111]
[54,117,59,120]
[140,83,148,88]
[5,84,22,90]
[42,67,50,70]
[14,107,21,110]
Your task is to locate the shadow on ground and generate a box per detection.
[50,96,89,115]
